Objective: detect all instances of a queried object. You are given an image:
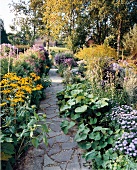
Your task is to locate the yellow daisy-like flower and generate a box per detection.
[0,79,9,85]
[2,89,12,94]
[10,98,19,103]
[18,98,24,102]
[24,86,32,94]
[30,73,37,77]
[45,66,49,68]
[0,102,7,106]
[10,103,16,107]
[10,83,18,87]
[34,76,40,81]
[36,84,43,90]
[3,73,16,78]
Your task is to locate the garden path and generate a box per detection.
[17,68,91,170]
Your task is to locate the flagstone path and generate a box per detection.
[17,68,91,170]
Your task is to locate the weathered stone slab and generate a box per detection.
[49,123,61,132]
[43,166,61,170]
[62,142,77,150]
[27,148,44,157]
[55,134,70,143]
[51,150,73,162]
[66,154,80,170]
[48,144,61,156]
[46,113,57,119]
[48,131,62,138]
[44,154,55,166]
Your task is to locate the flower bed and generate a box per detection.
[57,82,137,169]
[0,44,52,169]
[56,44,137,169]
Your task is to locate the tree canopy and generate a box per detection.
[9,0,137,53]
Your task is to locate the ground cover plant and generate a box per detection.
[0,44,51,169]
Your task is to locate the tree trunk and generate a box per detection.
[46,39,49,51]
[117,19,122,58]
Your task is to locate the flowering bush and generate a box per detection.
[110,105,137,158]
[0,44,51,169]
[75,44,116,82]
[12,45,51,77]
[0,72,48,169]
[54,52,77,68]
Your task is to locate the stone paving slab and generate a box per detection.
[16,68,91,170]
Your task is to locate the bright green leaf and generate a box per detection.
[60,104,71,112]
[71,113,80,120]
[31,138,39,148]
[75,105,87,113]
[89,118,97,125]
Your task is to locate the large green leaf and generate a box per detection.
[60,120,75,134]
[31,138,39,148]
[94,132,101,140]
[60,104,71,112]
[89,132,95,139]
[78,141,92,149]
[107,137,114,144]
[93,126,103,132]
[99,141,108,148]
[4,138,13,142]
[91,141,99,149]
[41,124,49,133]
[75,105,87,113]
[89,118,97,125]
[85,150,97,161]
[1,143,15,155]
[89,131,101,141]
[71,90,83,97]
[67,99,75,106]
[75,133,87,142]
[94,98,109,108]
[76,96,85,103]
[75,124,90,142]
[87,94,94,98]
[71,113,80,120]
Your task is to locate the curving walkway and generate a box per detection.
[17,68,91,170]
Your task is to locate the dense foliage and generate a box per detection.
[56,43,137,169]
[0,43,52,169]
[57,82,137,169]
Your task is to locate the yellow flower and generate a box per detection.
[24,86,32,93]
[36,84,43,90]
[10,83,18,87]
[34,77,40,81]
[11,98,19,103]
[30,73,37,77]
[45,66,49,68]
[10,103,16,107]
[18,98,24,102]
[2,89,11,94]
[0,102,7,106]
